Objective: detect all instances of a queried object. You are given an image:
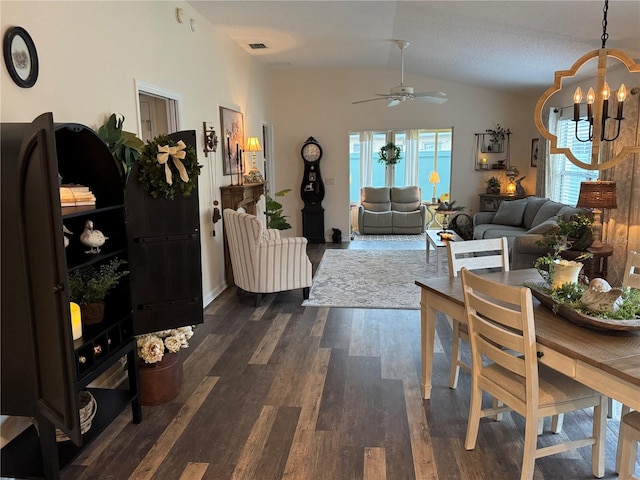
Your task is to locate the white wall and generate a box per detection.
[1,1,270,305]
[268,68,537,239]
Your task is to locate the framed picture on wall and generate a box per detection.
[219,107,244,176]
[530,138,539,167]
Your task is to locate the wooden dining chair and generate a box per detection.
[461,268,606,480]
[618,410,640,480]
[615,250,640,473]
[446,236,509,389]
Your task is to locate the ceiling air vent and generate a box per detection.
[248,43,268,50]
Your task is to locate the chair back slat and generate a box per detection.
[622,250,640,290]
[447,237,509,278]
[461,269,538,400]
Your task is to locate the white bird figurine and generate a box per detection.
[80,220,108,254]
[63,225,72,248]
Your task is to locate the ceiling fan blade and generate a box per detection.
[352,97,390,105]
[414,91,448,104]
[387,99,401,107]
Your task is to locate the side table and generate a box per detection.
[560,245,614,280]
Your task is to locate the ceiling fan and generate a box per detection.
[353,40,448,107]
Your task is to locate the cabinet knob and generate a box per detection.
[53,284,64,293]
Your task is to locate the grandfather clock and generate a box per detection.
[300,136,325,243]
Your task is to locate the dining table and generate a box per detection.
[415,268,640,411]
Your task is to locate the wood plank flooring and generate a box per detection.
[62,241,638,480]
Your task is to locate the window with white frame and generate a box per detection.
[548,108,597,205]
[349,129,452,203]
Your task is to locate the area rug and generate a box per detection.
[302,249,438,310]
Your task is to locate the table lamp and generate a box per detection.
[576,180,617,249]
[429,171,440,203]
[243,136,264,184]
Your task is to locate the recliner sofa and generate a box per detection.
[357,186,427,234]
[472,196,587,269]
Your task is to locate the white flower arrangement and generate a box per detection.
[136,326,194,365]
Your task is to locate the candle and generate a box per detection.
[70,302,82,340]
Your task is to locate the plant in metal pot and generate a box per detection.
[486,176,501,194]
[68,258,129,324]
[265,188,292,230]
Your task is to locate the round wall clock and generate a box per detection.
[3,26,39,88]
[301,137,322,164]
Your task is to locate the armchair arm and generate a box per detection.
[264,229,281,240]
[358,205,365,234]
[255,236,312,292]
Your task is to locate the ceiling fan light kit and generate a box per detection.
[352,39,448,107]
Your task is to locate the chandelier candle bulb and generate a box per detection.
[616,84,626,119]
[573,87,583,121]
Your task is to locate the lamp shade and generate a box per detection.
[576,181,617,209]
[429,171,440,184]
[245,137,262,152]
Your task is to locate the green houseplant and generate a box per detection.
[486,176,501,194]
[265,188,292,230]
[69,258,129,324]
[485,124,511,151]
[97,114,144,174]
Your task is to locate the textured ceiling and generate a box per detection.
[189,0,640,96]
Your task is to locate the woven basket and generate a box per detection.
[55,390,97,442]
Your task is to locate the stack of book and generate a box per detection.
[60,184,96,207]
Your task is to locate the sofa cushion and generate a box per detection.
[390,186,421,212]
[492,198,528,227]
[474,224,527,240]
[361,187,391,212]
[522,197,549,229]
[557,206,588,222]
[530,200,565,228]
[362,210,392,227]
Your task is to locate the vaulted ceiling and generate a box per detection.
[189,0,640,97]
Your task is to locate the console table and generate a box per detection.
[478,193,528,212]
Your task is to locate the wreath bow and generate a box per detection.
[157,140,189,185]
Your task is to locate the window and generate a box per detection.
[349,128,452,203]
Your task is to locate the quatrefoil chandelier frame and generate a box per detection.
[534,0,640,171]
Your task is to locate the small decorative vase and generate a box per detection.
[551,261,583,290]
[80,302,105,324]
[138,352,183,406]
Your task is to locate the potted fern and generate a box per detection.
[68,258,129,324]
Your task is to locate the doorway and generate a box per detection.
[135,80,182,140]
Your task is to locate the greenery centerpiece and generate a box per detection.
[68,258,129,324]
[378,142,402,165]
[265,188,292,230]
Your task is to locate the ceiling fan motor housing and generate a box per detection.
[391,85,413,95]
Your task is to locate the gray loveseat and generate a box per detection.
[358,186,427,234]
[472,196,587,269]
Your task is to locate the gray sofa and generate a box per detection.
[472,196,587,269]
[358,186,427,234]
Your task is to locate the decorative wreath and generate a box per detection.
[378,142,402,165]
[137,135,202,199]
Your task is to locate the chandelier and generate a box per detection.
[534,0,640,171]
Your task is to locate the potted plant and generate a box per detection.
[486,176,501,194]
[378,142,402,165]
[485,124,511,152]
[68,258,129,324]
[265,188,292,230]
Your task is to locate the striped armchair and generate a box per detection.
[223,209,312,306]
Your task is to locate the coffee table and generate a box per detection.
[426,229,462,276]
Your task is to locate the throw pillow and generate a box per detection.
[491,198,528,227]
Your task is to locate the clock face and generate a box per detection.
[302,142,322,163]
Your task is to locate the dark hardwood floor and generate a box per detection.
[61,240,637,480]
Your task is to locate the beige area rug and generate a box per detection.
[302,249,439,310]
